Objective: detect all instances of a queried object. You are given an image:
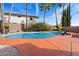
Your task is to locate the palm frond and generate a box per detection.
[57,4,62,7]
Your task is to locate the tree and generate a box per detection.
[61,9,67,27]
[8,3,14,32]
[40,3,51,23]
[0,3,1,11]
[61,4,71,27]
[48,3,62,30]
[53,3,62,30]
[26,3,28,31]
[1,3,5,34]
[67,3,71,27]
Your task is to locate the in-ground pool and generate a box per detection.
[4,32,64,39]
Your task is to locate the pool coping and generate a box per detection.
[0,31,65,39]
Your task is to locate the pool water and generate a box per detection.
[4,32,64,39]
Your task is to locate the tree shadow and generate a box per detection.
[14,43,72,56]
[0,43,79,56]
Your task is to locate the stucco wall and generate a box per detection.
[62,26,79,33]
[0,22,25,33]
[4,15,37,24]
[9,23,22,33]
[2,14,38,33]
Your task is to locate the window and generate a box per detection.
[30,17,33,20]
[18,16,21,17]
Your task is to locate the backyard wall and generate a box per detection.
[9,23,22,33]
[62,26,79,33]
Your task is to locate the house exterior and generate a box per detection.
[0,13,38,33]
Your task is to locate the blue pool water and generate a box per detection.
[4,32,64,39]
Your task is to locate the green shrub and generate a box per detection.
[4,25,9,34]
[28,23,52,31]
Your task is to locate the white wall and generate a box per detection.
[4,15,37,25]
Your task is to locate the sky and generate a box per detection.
[0,3,79,26]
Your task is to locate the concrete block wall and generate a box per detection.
[62,26,79,33]
[9,23,22,33]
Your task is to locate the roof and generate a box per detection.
[4,13,39,18]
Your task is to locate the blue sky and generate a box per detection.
[0,3,79,26]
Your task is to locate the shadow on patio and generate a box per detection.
[72,34,79,38]
[14,43,72,56]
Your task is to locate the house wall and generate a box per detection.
[9,23,21,33]
[4,15,37,25]
[0,15,38,33]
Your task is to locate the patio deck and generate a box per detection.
[0,35,79,56]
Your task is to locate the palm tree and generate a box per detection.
[46,3,62,30]
[1,3,5,34]
[8,3,14,32]
[40,3,51,23]
[53,4,62,30]
[26,3,28,31]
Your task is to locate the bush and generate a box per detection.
[4,26,9,34]
[28,23,52,31]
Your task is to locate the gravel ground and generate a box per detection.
[0,45,19,56]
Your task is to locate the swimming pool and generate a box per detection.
[4,32,64,39]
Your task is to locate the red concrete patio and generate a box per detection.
[0,34,79,56]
